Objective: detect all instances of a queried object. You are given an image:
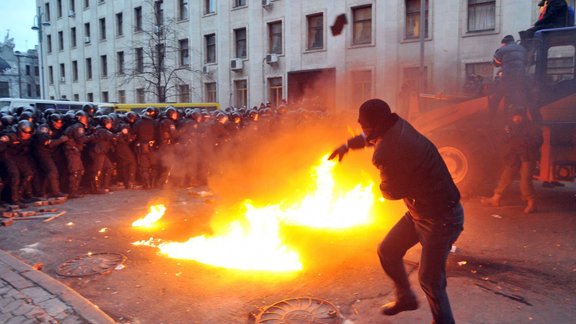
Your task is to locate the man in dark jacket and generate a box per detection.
[329,99,464,324]
[520,0,569,42]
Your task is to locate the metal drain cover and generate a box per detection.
[255,297,342,324]
[56,252,127,277]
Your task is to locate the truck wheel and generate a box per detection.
[432,133,496,198]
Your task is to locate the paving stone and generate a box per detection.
[5,289,27,300]
[5,315,29,324]
[11,302,37,316]
[0,313,14,323]
[25,308,49,321]
[2,272,34,290]
[0,296,16,308]
[37,298,69,317]
[20,287,53,304]
[0,285,12,295]
[3,298,24,313]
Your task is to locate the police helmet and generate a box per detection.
[17,120,34,135]
[165,107,179,121]
[82,103,96,116]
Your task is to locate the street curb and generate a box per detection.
[0,249,116,324]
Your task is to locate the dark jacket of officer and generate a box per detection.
[64,122,92,152]
[90,126,116,155]
[133,117,157,144]
[157,117,178,145]
[535,0,568,29]
[33,124,67,157]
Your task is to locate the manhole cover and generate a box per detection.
[56,252,127,277]
[255,297,342,324]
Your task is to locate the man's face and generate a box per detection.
[52,120,63,130]
[359,119,375,141]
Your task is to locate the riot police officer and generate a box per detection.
[0,120,37,205]
[133,107,159,189]
[33,114,69,198]
[63,111,93,198]
[157,106,180,187]
[88,115,120,194]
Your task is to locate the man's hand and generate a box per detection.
[328,144,349,162]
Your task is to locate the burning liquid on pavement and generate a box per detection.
[132,204,167,228]
[132,155,376,272]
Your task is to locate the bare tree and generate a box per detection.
[121,0,193,103]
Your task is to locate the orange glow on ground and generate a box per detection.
[132,155,378,272]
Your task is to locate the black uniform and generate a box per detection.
[87,126,116,194]
[63,122,92,197]
[113,122,137,189]
[133,116,158,189]
[0,132,36,203]
[157,117,178,186]
[32,124,68,197]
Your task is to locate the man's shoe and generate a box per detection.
[380,298,419,316]
[523,199,536,214]
[480,194,501,207]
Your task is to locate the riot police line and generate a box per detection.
[0,102,326,207]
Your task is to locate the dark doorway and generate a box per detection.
[287,68,335,111]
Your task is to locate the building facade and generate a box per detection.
[38,0,568,111]
[0,33,41,99]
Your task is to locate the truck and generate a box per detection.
[406,26,576,197]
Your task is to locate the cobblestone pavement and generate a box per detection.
[0,250,114,324]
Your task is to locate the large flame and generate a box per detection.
[132,204,166,228]
[132,155,376,272]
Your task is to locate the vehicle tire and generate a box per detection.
[430,130,499,198]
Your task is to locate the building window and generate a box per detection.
[136,88,145,103]
[205,34,216,63]
[233,0,246,8]
[0,82,9,97]
[26,84,31,97]
[99,18,106,40]
[177,39,189,66]
[117,51,125,75]
[465,62,492,81]
[352,5,372,45]
[70,0,76,13]
[100,55,108,77]
[268,77,282,108]
[72,60,78,81]
[179,84,190,102]
[102,91,109,102]
[234,28,247,58]
[58,31,64,51]
[118,90,126,103]
[268,21,282,54]
[47,34,52,53]
[59,64,66,82]
[84,0,90,9]
[35,66,39,76]
[178,0,189,20]
[71,27,77,47]
[467,0,496,32]
[87,92,94,101]
[405,0,429,39]
[73,93,79,101]
[84,22,91,42]
[116,12,123,36]
[351,70,372,107]
[155,0,164,26]
[45,3,51,21]
[85,58,92,79]
[135,47,144,73]
[25,65,30,76]
[307,13,324,50]
[234,80,248,108]
[57,0,63,18]
[48,66,54,84]
[134,6,143,32]
[205,82,216,102]
[204,0,215,15]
